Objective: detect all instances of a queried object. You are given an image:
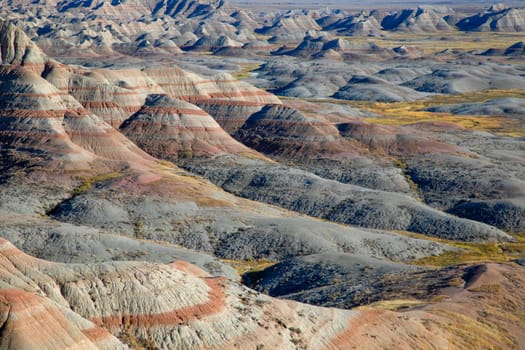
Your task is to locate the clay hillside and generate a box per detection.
[0,0,524,349]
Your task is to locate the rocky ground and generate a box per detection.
[0,1,525,348]
[1,239,525,349]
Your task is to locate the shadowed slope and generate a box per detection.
[0,19,47,66]
[457,5,525,32]
[8,0,227,20]
[1,239,525,349]
[380,6,453,33]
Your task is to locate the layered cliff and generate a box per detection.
[1,239,524,349]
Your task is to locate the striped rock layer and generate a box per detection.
[0,18,516,248]
[120,94,258,160]
[1,239,525,349]
[0,19,467,262]
[0,19,276,164]
[42,63,280,125]
[0,64,154,168]
[234,102,463,163]
[6,0,226,21]
[0,19,47,66]
[38,59,279,160]
[0,17,524,350]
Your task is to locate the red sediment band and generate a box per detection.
[196,100,269,107]
[81,102,142,111]
[183,97,271,106]
[322,310,386,350]
[67,87,145,96]
[169,261,211,278]
[155,79,243,86]
[0,92,69,97]
[67,130,124,138]
[207,91,275,99]
[0,289,114,345]
[0,288,42,305]
[137,106,210,116]
[245,119,331,127]
[91,277,226,328]
[0,130,69,139]
[82,326,114,342]
[0,248,24,258]
[0,109,89,118]
[172,91,273,99]
[124,124,225,133]
[65,86,266,98]
[80,100,268,110]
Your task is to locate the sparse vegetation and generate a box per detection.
[342,31,525,55]
[361,100,523,137]
[395,231,525,267]
[119,327,157,350]
[155,159,176,169]
[134,221,145,239]
[308,89,525,137]
[289,327,302,334]
[72,172,122,196]
[2,3,525,349]
[195,196,232,207]
[233,63,262,80]
[469,284,503,293]
[432,310,518,349]
[393,157,423,201]
[222,258,277,277]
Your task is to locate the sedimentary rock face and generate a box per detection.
[0,3,525,349]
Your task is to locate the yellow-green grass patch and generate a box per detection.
[395,231,525,267]
[222,258,277,277]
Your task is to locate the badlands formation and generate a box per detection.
[0,0,524,349]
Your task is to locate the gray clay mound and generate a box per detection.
[505,41,525,56]
[246,253,472,309]
[403,65,525,94]
[405,154,525,231]
[333,75,425,102]
[380,6,453,33]
[324,15,382,36]
[427,98,525,117]
[0,212,239,279]
[245,253,415,297]
[457,6,525,32]
[447,198,525,233]
[48,187,455,262]
[186,156,512,242]
[374,67,432,83]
